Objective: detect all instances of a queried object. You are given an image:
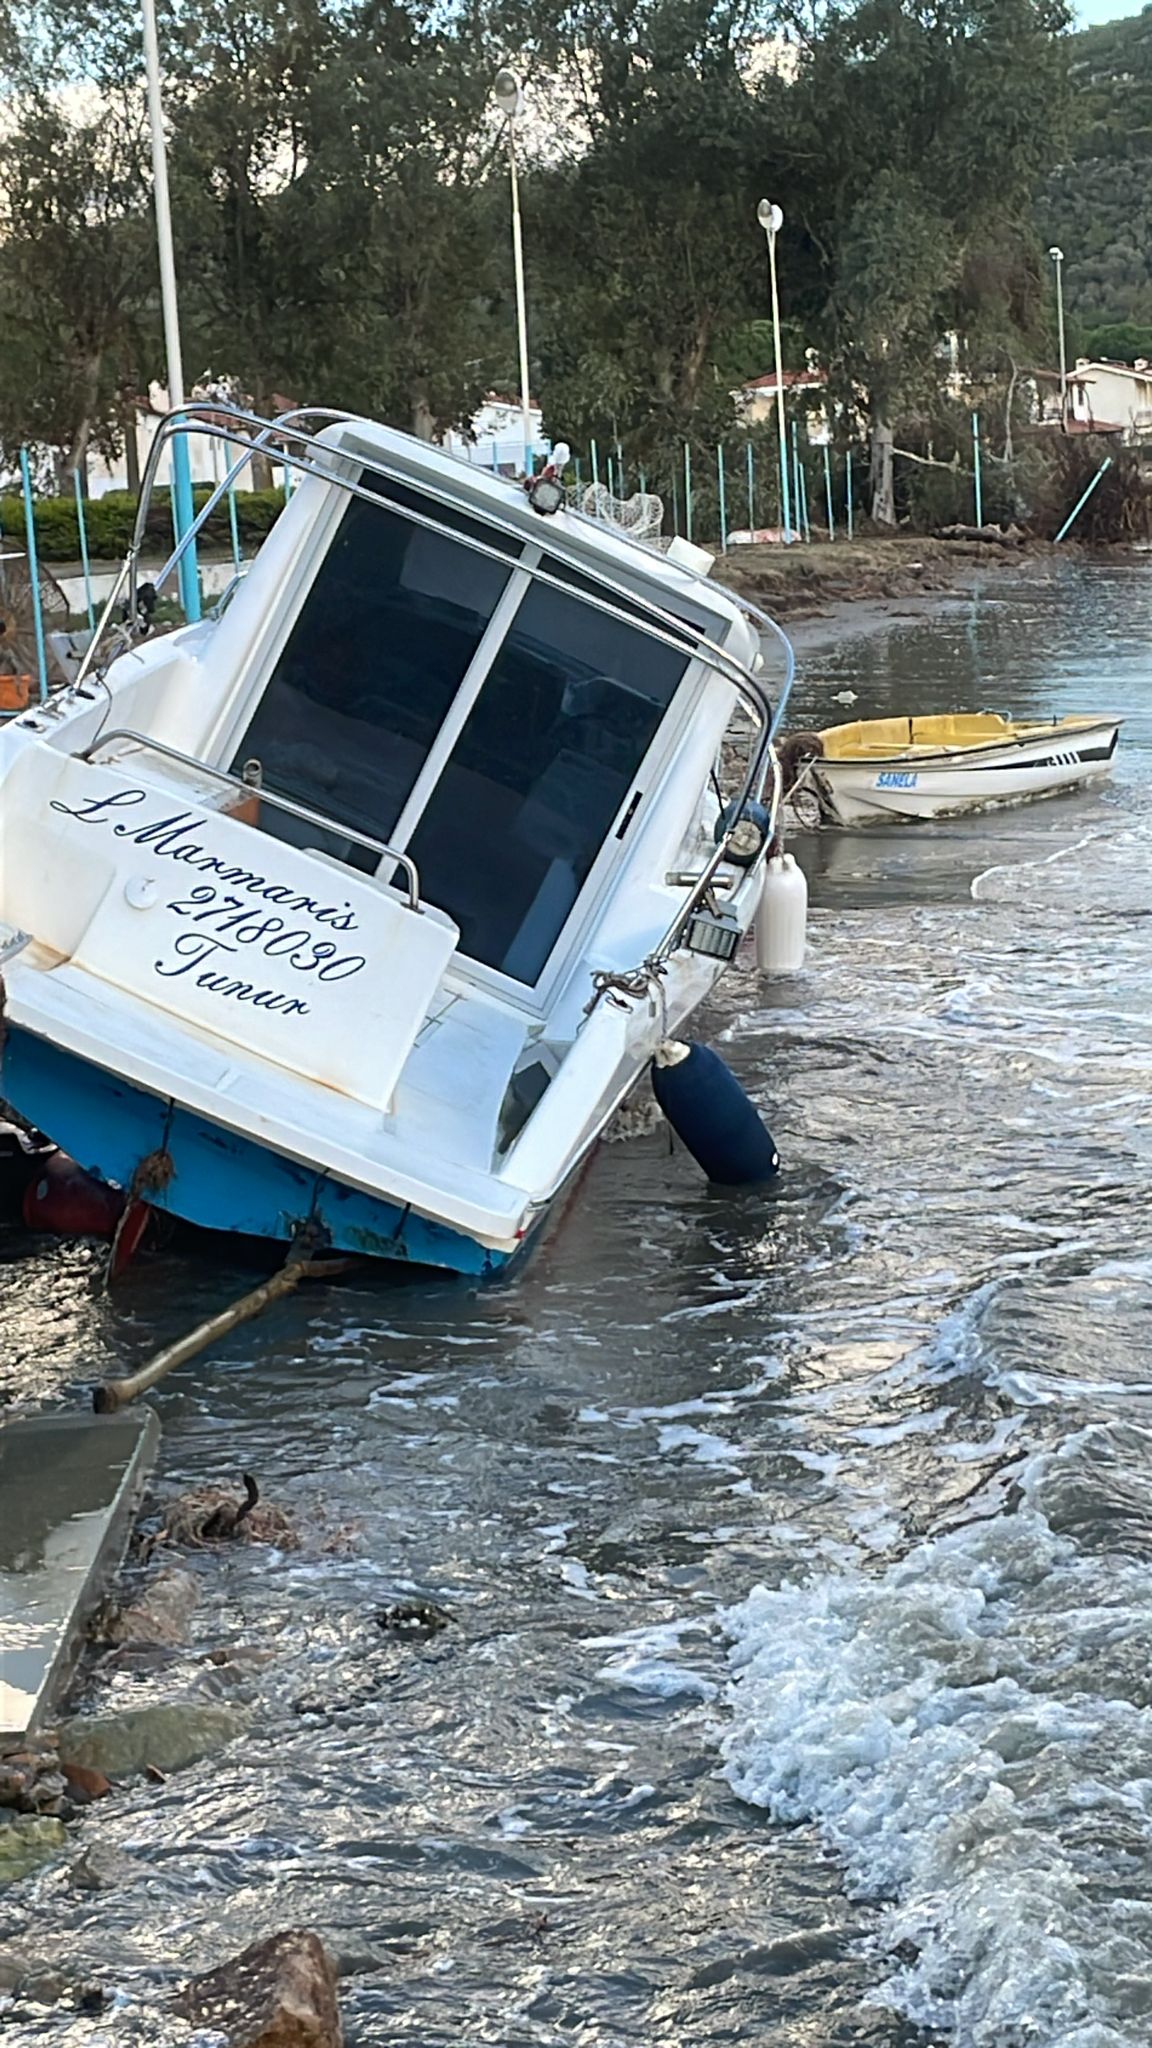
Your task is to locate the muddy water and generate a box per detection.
[3,555,1151,2047]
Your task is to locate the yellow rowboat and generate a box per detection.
[790,713,1123,826]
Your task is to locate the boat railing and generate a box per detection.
[69,403,793,972]
[79,729,422,911]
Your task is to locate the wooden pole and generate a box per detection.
[92,1254,351,1411]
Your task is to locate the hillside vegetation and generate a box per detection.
[1042,5,1152,357]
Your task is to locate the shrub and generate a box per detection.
[0,487,286,562]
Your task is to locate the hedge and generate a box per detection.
[0,486,286,563]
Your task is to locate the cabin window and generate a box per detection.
[230,473,518,865]
[403,581,689,985]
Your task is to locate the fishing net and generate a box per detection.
[569,482,665,543]
[0,551,70,685]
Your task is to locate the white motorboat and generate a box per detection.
[789,712,1122,826]
[0,407,791,1275]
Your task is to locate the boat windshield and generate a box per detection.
[405,578,686,984]
[231,469,691,987]
[230,474,520,865]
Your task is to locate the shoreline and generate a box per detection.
[710,531,1064,627]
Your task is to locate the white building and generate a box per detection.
[441,395,549,474]
[1033,360,1152,442]
[85,382,276,498]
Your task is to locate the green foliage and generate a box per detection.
[1081,321,1152,363]
[0,88,153,475]
[0,488,285,561]
[0,0,1077,524]
[1042,8,1152,335]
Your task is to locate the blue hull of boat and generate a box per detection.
[1,1026,510,1276]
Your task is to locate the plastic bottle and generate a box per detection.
[756,852,808,974]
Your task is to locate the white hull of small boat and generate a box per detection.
[802,714,1122,825]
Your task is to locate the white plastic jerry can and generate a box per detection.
[756,852,808,974]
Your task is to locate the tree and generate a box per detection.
[529,0,772,472]
[775,0,1073,520]
[0,90,154,481]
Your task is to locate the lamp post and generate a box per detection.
[493,67,534,476]
[142,0,199,621]
[757,200,792,542]
[1049,245,1067,431]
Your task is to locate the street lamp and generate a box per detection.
[493,67,534,477]
[1049,246,1067,431]
[757,200,792,542]
[141,0,200,620]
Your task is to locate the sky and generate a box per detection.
[1075,0,1148,23]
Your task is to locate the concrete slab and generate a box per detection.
[0,1409,159,1740]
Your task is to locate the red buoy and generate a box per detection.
[22,1152,125,1239]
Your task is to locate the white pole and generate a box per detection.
[507,123,532,475]
[142,0,183,410]
[494,70,533,477]
[758,201,792,541]
[1050,246,1067,430]
[141,0,200,620]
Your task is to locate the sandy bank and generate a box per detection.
[710,533,1047,620]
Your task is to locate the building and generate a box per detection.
[85,381,288,497]
[441,396,549,474]
[736,367,830,442]
[1033,360,1152,442]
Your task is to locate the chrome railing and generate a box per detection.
[72,404,794,960]
[80,729,422,910]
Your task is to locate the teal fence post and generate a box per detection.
[72,468,95,632]
[684,442,693,542]
[19,446,49,703]
[1054,456,1112,542]
[590,438,600,492]
[823,444,834,539]
[790,421,800,540]
[639,466,647,497]
[972,411,983,527]
[776,398,792,541]
[746,440,755,533]
[846,447,854,540]
[169,421,201,623]
[717,444,728,551]
[227,485,242,570]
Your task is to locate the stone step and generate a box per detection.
[0,1410,159,1740]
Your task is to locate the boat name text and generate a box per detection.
[51,786,369,1016]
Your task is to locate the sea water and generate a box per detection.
[2,556,1150,2047]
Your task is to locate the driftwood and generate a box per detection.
[92,1253,351,1411]
[933,522,1026,546]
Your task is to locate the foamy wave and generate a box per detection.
[716,1464,1152,2048]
